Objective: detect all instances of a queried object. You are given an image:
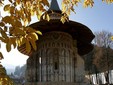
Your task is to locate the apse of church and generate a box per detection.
[26,32,77,82]
[18,0,95,85]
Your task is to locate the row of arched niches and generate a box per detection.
[36,31,77,49]
[26,31,78,82]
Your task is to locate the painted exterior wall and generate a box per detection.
[25,31,88,85]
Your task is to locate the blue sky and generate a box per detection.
[1,0,113,70]
[69,1,113,33]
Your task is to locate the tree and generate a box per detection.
[93,31,113,84]
[0,0,113,59]
[83,31,113,84]
[0,64,14,85]
[93,31,113,48]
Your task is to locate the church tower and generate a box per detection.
[18,0,95,85]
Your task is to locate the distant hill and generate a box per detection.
[6,68,15,74]
[14,64,26,77]
[1,64,15,74]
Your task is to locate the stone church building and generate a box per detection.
[18,0,95,85]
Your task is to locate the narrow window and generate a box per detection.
[54,62,58,70]
[39,57,41,64]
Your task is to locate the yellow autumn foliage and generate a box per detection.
[111,36,113,41]
[0,52,3,59]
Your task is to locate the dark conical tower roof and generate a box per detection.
[40,0,62,20]
[49,0,60,11]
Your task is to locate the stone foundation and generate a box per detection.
[25,82,89,85]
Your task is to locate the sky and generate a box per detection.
[0,0,113,70]
[69,1,113,33]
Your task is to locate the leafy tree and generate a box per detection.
[0,64,14,85]
[0,0,113,59]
